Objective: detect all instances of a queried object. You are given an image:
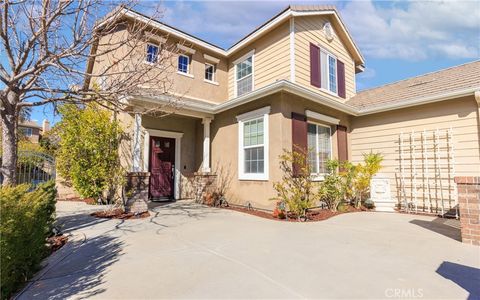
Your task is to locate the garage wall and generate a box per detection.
[350,96,480,211]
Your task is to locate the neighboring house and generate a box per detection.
[88,5,480,211]
[18,120,44,144]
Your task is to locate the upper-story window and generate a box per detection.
[21,127,33,137]
[235,53,254,97]
[310,43,346,98]
[320,50,337,94]
[328,56,337,93]
[146,44,159,63]
[205,63,216,82]
[178,54,190,74]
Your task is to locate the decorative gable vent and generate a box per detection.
[324,22,334,41]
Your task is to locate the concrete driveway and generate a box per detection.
[17,200,480,299]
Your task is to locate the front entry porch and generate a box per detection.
[130,112,214,202]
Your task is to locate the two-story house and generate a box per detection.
[18,119,49,144]
[88,5,480,212]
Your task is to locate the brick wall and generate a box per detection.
[455,176,480,246]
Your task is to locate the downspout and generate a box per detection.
[474,90,480,160]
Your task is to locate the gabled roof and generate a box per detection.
[132,61,480,118]
[226,5,364,67]
[347,60,480,111]
[100,5,364,65]
[19,120,41,129]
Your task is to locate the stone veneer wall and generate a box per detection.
[455,176,480,246]
[125,172,150,213]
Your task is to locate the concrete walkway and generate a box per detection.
[17,200,480,299]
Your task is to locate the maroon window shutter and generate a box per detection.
[292,112,307,176]
[337,60,346,98]
[310,43,321,88]
[337,125,348,163]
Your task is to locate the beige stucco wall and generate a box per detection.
[227,22,291,99]
[211,92,351,209]
[92,22,228,104]
[118,111,203,199]
[350,96,480,209]
[294,15,356,102]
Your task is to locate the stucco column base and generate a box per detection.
[125,172,150,214]
[193,172,217,204]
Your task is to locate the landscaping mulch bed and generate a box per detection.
[224,205,366,222]
[47,235,68,253]
[91,208,150,220]
[58,197,97,205]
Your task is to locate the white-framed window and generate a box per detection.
[21,127,33,137]
[178,54,190,74]
[145,43,159,63]
[237,106,270,180]
[204,63,215,82]
[320,49,337,95]
[307,123,332,176]
[234,51,254,97]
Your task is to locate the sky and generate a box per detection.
[20,0,480,125]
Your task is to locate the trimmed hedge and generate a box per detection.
[0,181,57,299]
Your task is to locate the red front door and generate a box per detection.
[149,136,175,199]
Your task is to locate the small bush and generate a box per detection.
[0,181,57,299]
[318,160,344,212]
[272,148,319,219]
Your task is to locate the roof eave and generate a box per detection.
[358,87,480,116]
[227,9,365,66]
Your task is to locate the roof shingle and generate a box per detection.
[347,61,480,109]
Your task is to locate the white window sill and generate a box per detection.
[311,174,326,181]
[319,87,338,98]
[204,79,219,86]
[239,173,269,181]
[177,71,194,78]
[143,61,157,66]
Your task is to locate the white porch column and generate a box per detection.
[143,130,150,172]
[132,113,142,172]
[202,117,212,173]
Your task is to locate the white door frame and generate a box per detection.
[143,129,184,200]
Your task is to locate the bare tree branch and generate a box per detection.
[1,0,182,184]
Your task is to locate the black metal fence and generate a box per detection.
[0,151,56,187]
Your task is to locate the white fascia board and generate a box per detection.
[215,80,359,115]
[123,10,227,56]
[227,10,292,55]
[282,82,359,115]
[359,87,479,115]
[130,95,215,116]
[305,110,340,125]
[129,85,478,119]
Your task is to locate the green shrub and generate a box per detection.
[318,159,344,212]
[56,103,125,201]
[272,148,319,219]
[0,181,57,299]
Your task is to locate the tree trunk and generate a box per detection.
[1,91,19,185]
